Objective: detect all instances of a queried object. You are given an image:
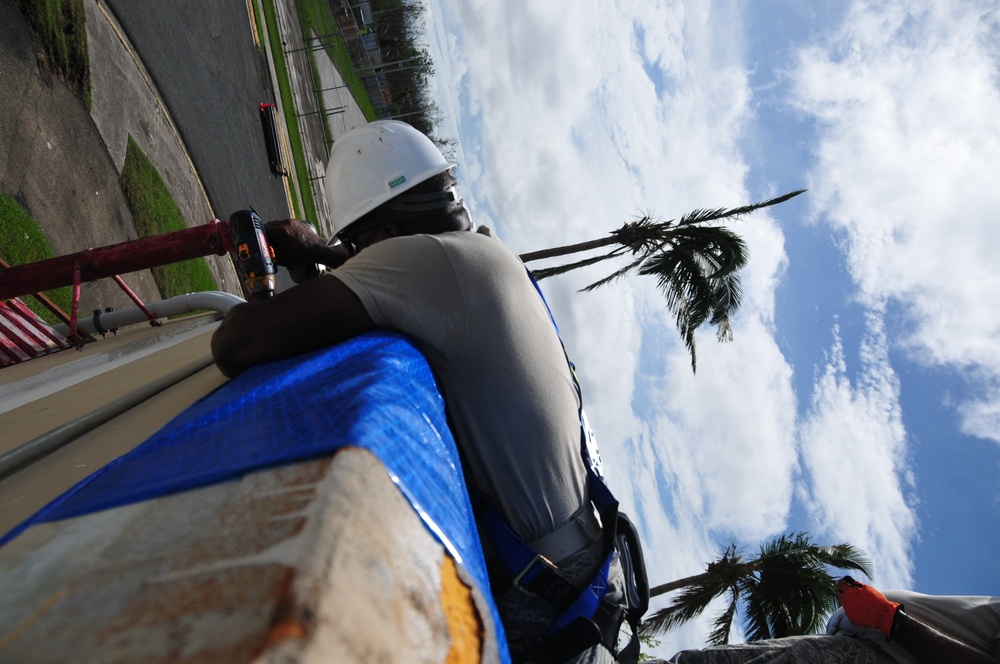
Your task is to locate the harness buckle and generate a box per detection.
[512,552,557,588]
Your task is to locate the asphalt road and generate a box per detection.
[104,0,289,223]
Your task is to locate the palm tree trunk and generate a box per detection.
[519,235,620,263]
[649,571,717,598]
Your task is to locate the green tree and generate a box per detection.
[641,533,872,645]
[519,190,805,372]
[638,633,662,661]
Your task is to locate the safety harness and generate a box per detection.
[475,272,649,663]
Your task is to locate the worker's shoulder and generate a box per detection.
[445,228,513,251]
[396,229,512,257]
[360,231,520,276]
[441,230,524,266]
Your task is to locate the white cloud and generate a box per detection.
[430,0,756,256]
[958,387,1000,442]
[797,315,917,588]
[661,346,798,537]
[422,4,467,138]
[793,0,1000,445]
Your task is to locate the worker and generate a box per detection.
[211,120,643,663]
[828,576,1000,664]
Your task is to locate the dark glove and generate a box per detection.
[837,576,901,640]
[263,219,323,264]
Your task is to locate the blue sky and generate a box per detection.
[421,0,1000,654]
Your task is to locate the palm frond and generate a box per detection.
[738,575,771,642]
[817,543,874,578]
[522,190,801,372]
[579,251,649,292]
[530,248,625,281]
[707,590,739,646]
[641,543,748,638]
[709,277,742,342]
[640,579,730,637]
[644,532,871,647]
[740,533,875,639]
[676,189,806,227]
[706,230,749,279]
[609,214,663,254]
[749,560,835,637]
[638,232,741,372]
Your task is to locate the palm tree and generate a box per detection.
[519,190,805,372]
[641,532,872,646]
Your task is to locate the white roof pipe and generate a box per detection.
[53,291,245,337]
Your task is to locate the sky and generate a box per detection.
[420,0,1000,655]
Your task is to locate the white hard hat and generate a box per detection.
[325,120,453,235]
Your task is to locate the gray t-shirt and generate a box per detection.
[331,230,588,542]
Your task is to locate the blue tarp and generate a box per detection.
[1,331,507,660]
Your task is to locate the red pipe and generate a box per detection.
[112,275,161,327]
[0,219,233,301]
[70,266,82,339]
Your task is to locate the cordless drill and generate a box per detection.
[228,209,277,302]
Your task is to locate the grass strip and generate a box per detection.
[0,193,73,323]
[15,0,92,110]
[120,136,218,298]
[259,0,316,223]
[248,0,266,48]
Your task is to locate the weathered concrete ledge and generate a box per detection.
[0,448,500,663]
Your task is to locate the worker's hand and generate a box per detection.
[264,219,348,269]
[837,576,901,640]
[263,218,323,264]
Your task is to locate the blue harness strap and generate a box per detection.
[477,460,617,617]
[544,550,613,637]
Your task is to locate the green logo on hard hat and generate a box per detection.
[388,175,406,189]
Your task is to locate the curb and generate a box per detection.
[91,1,211,217]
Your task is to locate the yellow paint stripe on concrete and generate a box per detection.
[245,0,261,48]
[442,554,485,664]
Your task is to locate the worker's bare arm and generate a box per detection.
[212,275,375,378]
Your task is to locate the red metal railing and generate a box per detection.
[0,219,237,363]
[0,219,234,301]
